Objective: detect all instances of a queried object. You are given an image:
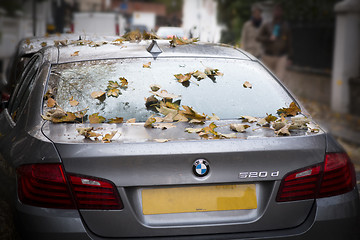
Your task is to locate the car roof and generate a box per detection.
[43,40,251,64]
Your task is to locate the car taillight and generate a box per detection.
[17,164,123,210]
[277,153,356,202]
[68,174,123,210]
[17,164,75,209]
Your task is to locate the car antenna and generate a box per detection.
[147,40,162,58]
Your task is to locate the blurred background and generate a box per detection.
[0,0,359,168]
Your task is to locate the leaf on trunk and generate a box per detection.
[89,113,106,124]
[275,125,291,136]
[180,105,207,121]
[69,96,79,106]
[230,123,250,133]
[77,127,101,139]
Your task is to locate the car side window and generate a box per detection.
[8,55,42,122]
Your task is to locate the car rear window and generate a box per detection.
[46,58,293,122]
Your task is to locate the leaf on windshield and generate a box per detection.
[108,80,120,89]
[243,81,252,89]
[150,90,180,100]
[240,115,257,123]
[89,113,106,124]
[71,51,79,56]
[144,115,156,128]
[69,96,79,106]
[143,62,151,68]
[174,73,192,83]
[204,67,223,77]
[119,77,128,89]
[192,70,207,80]
[180,105,207,122]
[150,84,161,92]
[40,42,47,47]
[126,118,136,123]
[107,88,120,98]
[230,123,250,133]
[277,102,301,117]
[102,131,117,143]
[207,113,220,121]
[91,91,106,99]
[154,138,169,143]
[77,127,101,139]
[108,117,124,123]
[153,123,176,130]
[47,98,57,108]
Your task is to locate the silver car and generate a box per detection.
[0,38,359,240]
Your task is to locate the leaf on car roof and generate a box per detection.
[47,98,57,108]
[123,30,142,41]
[165,101,180,110]
[288,117,310,130]
[108,117,124,124]
[169,36,198,47]
[91,91,106,100]
[150,84,161,92]
[54,40,68,46]
[69,96,79,106]
[220,133,237,139]
[230,123,250,133]
[40,42,47,47]
[277,102,301,117]
[143,62,151,68]
[74,109,88,119]
[71,51,79,56]
[89,113,106,124]
[119,77,128,89]
[25,39,31,45]
[143,31,160,40]
[174,73,192,83]
[102,131,117,143]
[243,81,252,89]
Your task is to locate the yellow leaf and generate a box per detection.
[144,115,156,128]
[25,38,31,45]
[277,102,301,117]
[107,88,120,98]
[89,113,106,124]
[102,131,117,143]
[107,81,119,89]
[40,42,47,47]
[265,114,277,123]
[243,81,252,89]
[74,109,88,119]
[150,89,180,100]
[230,124,250,133]
[119,77,128,88]
[126,118,136,123]
[108,117,124,123]
[69,98,79,106]
[71,51,79,56]
[174,73,191,83]
[241,116,257,123]
[143,62,151,68]
[192,70,207,80]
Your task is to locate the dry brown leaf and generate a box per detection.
[144,115,156,128]
[126,118,136,123]
[208,113,220,121]
[47,98,56,108]
[230,124,250,133]
[107,88,120,98]
[77,127,99,139]
[119,77,128,88]
[220,133,237,139]
[181,105,207,121]
[153,123,176,130]
[89,113,106,124]
[243,81,252,89]
[108,117,124,123]
[277,102,301,117]
[154,138,169,143]
[108,81,120,89]
[265,114,277,123]
[143,62,151,68]
[185,128,203,133]
[192,70,207,80]
[71,51,79,56]
[241,116,257,123]
[41,42,47,47]
[102,131,117,143]
[145,95,159,108]
[150,90,180,100]
[174,73,192,83]
[275,125,291,136]
[91,91,106,99]
[69,97,79,106]
[150,84,161,92]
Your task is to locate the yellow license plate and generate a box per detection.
[142,184,257,215]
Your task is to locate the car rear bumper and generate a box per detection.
[16,189,360,240]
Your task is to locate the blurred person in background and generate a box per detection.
[257,4,292,80]
[241,3,263,58]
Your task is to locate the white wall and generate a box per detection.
[182,0,222,43]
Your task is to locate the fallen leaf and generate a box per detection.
[102,131,117,143]
[277,102,301,117]
[41,42,47,47]
[153,123,176,130]
[192,70,207,80]
[108,117,124,123]
[71,51,79,56]
[163,112,177,122]
[150,84,161,92]
[143,62,151,68]
[89,113,106,124]
[74,109,88,119]
[230,124,250,133]
[265,114,277,122]
[207,113,220,121]
[150,89,180,100]
[169,36,198,47]
[288,117,310,130]
[47,98,56,108]
[143,31,160,40]
[91,91,106,99]
[165,101,180,110]
[310,128,320,133]
[44,88,54,99]
[204,67,223,76]
[107,81,119,89]
[77,127,100,139]
[25,39,30,45]
[119,77,128,88]
[154,138,169,143]
[122,30,142,41]
[126,118,136,123]
[145,95,159,108]
[174,73,191,83]
[144,115,156,128]
[156,103,178,116]
[220,133,237,139]
[243,81,252,89]
[69,97,79,106]
[173,113,188,122]
[185,128,203,133]
[241,116,257,123]
[181,105,207,122]
[275,125,291,136]
[107,88,120,98]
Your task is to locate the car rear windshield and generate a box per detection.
[47,58,293,122]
